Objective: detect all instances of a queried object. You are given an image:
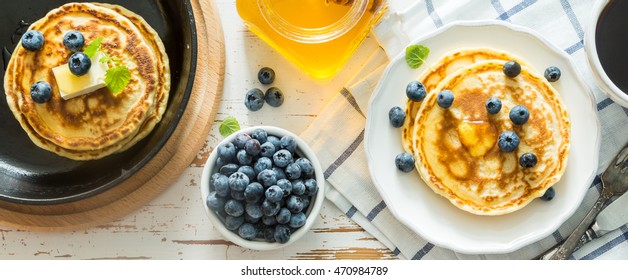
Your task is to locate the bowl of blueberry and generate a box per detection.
[200,126,324,250]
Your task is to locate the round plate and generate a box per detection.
[364,20,601,254]
[0,0,196,204]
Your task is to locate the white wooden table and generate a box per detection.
[0,0,416,260]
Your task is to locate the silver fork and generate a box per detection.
[548,142,628,260]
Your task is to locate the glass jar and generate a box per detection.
[237,0,387,79]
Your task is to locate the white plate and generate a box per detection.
[364,20,601,254]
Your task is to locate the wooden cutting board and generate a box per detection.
[0,0,224,231]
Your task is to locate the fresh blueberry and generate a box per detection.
[291,180,306,196]
[519,152,538,168]
[280,136,297,154]
[244,212,261,224]
[233,133,252,149]
[286,195,305,213]
[238,166,256,182]
[215,157,226,170]
[274,225,291,244]
[295,158,314,177]
[30,81,52,104]
[540,187,555,201]
[304,179,318,196]
[228,172,249,191]
[231,190,246,201]
[68,52,91,76]
[509,105,530,125]
[265,185,284,202]
[236,149,253,165]
[257,169,278,187]
[265,87,284,107]
[244,139,262,156]
[224,199,245,217]
[238,223,257,240]
[210,173,222,187]
[300,195,310,210]
[276,208,292,224]
[245,203,264,219]
[395,152,415,173]
[225,215,244,231]
[212,174,230,197]
[262,215,278,226]
[273,167,287,180]
[498,131,520,152]
[258,67,275,85]
[276,179,293,197]
[251,128,268,144]
[388,106,405,128]
[544,66,561,82]
[406,80,427,102]
[485,97,502,115]
[220,163,240,176]
[21,30,44,51]
[218,142,236,162]
[273,149,293,168]
[263,226,276,242]
[503,61,522,78]
[285,163,302,180]
[244,182,264,203]
[267,135,282,149]
[206,191,226,212]
[260,142,276,158]
[289,212,306,229]
[437,90,455,108]
[63,31,84,52]
[261,199,281,216]
[244,88,265,111]
[253,157,273,174]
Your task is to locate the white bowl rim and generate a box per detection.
[200,125,325,251]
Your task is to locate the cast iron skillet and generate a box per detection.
[0,0,197,204]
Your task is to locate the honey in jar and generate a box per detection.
[237,0,387,79]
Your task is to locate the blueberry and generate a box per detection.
[277,179,293,197]
[388,106,405,128]
[218,142,236,162]
[485,97,502,115]
[437,90,454,108]
[244,212,261,224]
[228,172,249,191]
[63,31,84,52]
[291,180,306,196]
[220,163,240,176]
[261,199,281,216]
[289,212,306,229]
[273,149,293,168]
[224,199,245,217]
[210,173,222,187]
[68,52,91,76]
[273,167,287,180]
[260,142,276,158]
[257,169,278,187]
[244,139,261,156]
[300,195,310,210]
[206,191,226,212]
[21,30,44,51]
[244,88,265,111]
[540,187,555,201]
[238,165,256,182]
[286,195,304,213]
[274,225,291,244]
[244,182,264,203]
[276,208,292,224]
[212,174,230,197]
[253,157,273,174]
[231,189,246,201]
[265,185,284,202]
[263,226,276,242]
[267,135,282,149]
[251,128,268,144]
[236,149,253,165]
[30,81,52,104]
[258,67,275,85]
[225,215,244,231]
[238,223,257,240]
[406,80,427,102]
[544,66,561,82]
[519,152,538,168]
[285,163,302,180]
[265,87,284,107]
[498,131,520,152]
[245,203,264,219]
[280,136,297,154]
[215,157,226,170]
[503,61,522,78]
[262,215,278,226]
[304,179,318,196]
[509,105,530,125]
[233,133,252,149]
[295,158,314,177]
[395,152,415,173]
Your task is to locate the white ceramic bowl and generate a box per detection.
[200,125,325,250]
[585,0,628,108]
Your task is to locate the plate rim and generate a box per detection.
[364,19,601,254]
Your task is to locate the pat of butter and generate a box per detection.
[52,53,108,100]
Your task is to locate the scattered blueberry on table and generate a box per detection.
[258,67,275,85]
[265,87,285,107]
[244,88,265,111]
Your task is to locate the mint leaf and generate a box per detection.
[219,116,240,137]
[405,44,430,69]
[105,65,131,95]
[84,37,103,58]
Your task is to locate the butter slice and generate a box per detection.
[52,53,108,100]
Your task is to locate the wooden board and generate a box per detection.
[0,0,224,231]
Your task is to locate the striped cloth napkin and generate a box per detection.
[300,0,628,260]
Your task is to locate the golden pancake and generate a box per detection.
[411,59,570,215]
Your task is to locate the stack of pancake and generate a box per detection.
[4,3,170,160]
[402,48,570,215]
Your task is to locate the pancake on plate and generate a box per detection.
[3,2,170,160]
[411,59,570,215]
